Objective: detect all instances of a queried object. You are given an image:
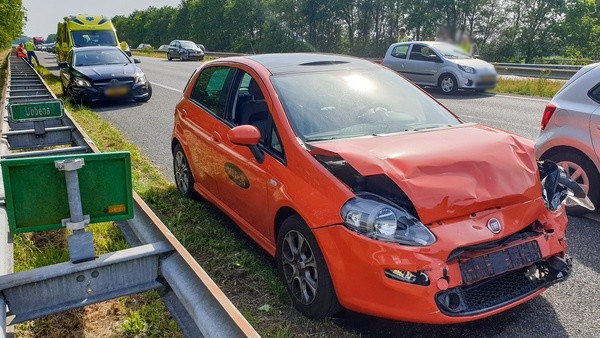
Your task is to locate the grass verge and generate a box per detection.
[24,65,355,337]
[493,77,565,98]
[132,50,216,62]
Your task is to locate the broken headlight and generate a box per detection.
[341,195,436,246]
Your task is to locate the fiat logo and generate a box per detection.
[487,218,502,234]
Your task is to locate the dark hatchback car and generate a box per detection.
[59,46,152,103]
[167,40,205,61]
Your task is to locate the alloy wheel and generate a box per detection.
[174,150,190,193]
[281,230,319,305]
[558,160,590,194]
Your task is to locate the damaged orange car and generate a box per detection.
[171,54,587,323]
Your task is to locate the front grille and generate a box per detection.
[436,268,544,316]
[93,78,134,86]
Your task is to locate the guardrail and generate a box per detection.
[492,63,583,80]
[131,48,588,80]
[0,52,259,337]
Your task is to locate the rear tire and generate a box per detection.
[173,144,198,199]
[548,151,600,216]
[276,215,342,319]
[439,73,458,94]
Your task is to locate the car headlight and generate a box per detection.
[458,65,476,74]
[135,73,147,84]
[73,77,91,87]
[341,195,436,246]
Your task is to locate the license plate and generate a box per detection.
[105,87,128,97]
[460,241,541,285]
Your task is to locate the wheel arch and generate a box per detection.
[539,145,600,173]
[274,206,299,241]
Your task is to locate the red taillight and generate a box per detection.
[541,103,557,130]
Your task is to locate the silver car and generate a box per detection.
[535,63,600,215]
[382,41,497,93]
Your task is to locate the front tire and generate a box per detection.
[548,151,600,216]
[439,73,458,94]
[276,215,342,319]
[173,144,197,199]
[167,52,172,61]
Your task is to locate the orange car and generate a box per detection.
[171,54,580,323]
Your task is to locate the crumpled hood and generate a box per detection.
[311,124,541,224]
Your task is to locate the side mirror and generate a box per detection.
[227,125,264,163]
[58,61,69,69]
[473,55,482,59]
[133,58,141,64]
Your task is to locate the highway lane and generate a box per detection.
[38,52,599,337]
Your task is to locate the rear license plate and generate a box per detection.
[460,241,541,285]
[105,87,129,97]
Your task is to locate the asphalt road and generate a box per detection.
[38,52,599,337]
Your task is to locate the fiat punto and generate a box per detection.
[171,53,577,323]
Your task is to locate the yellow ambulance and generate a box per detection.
[56,14,125,63]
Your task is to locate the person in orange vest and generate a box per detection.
[16,43,29,64]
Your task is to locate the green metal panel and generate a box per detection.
[8,100,64,122]
[1,152,133,233]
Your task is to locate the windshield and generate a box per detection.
[271,68,460,142]
[180,41,197,49]
[71,30,117,47]
[431,42,471,59]
[74,49,130,67]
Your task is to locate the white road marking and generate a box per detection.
[481,93,549,103]
[461,114,537,129]
[151,82,183,93]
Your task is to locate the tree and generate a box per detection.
[45,33,57,43]
[0,0,25,47]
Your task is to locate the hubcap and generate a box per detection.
[174,151,190,193]
[282,230,318,305]
[558,160,590,194]
[441,77,454,93]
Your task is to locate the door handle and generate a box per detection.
[212,131,222,143]
[401,63,406,68]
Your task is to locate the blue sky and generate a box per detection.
[23,0,181,37]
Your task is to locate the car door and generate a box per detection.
[168,41,177,56]
[404,44,442,85]
[214,69,286,242]
[179,66,237,198]
[384,44,410,74]
[61,50,74,89]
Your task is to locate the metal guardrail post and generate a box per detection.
[55,158,94,263]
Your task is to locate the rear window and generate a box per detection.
[589,83,600,104]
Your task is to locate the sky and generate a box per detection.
[22,0,182,38]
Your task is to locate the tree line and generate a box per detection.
[0,0,25,48]
[111,0,599,62]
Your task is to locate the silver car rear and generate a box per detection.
[534,63,600,215]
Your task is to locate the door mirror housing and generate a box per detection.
[133,58,141,64]
[58,61,69,69]
[227,125,264,163]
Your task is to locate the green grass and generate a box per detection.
[132,50,217,62]
[493,77,565,98]
[26,67,355,337]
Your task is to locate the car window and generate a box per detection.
[71,30,116,47]
[190,66,235,118]
[589,84,600,104]
[391,45,409,59]
[231,72,284,160]
[409,44,438,62]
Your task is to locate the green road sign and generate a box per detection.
[1,152,133,233]
[8,100,64,122]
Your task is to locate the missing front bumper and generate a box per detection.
[436,256,571,316]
